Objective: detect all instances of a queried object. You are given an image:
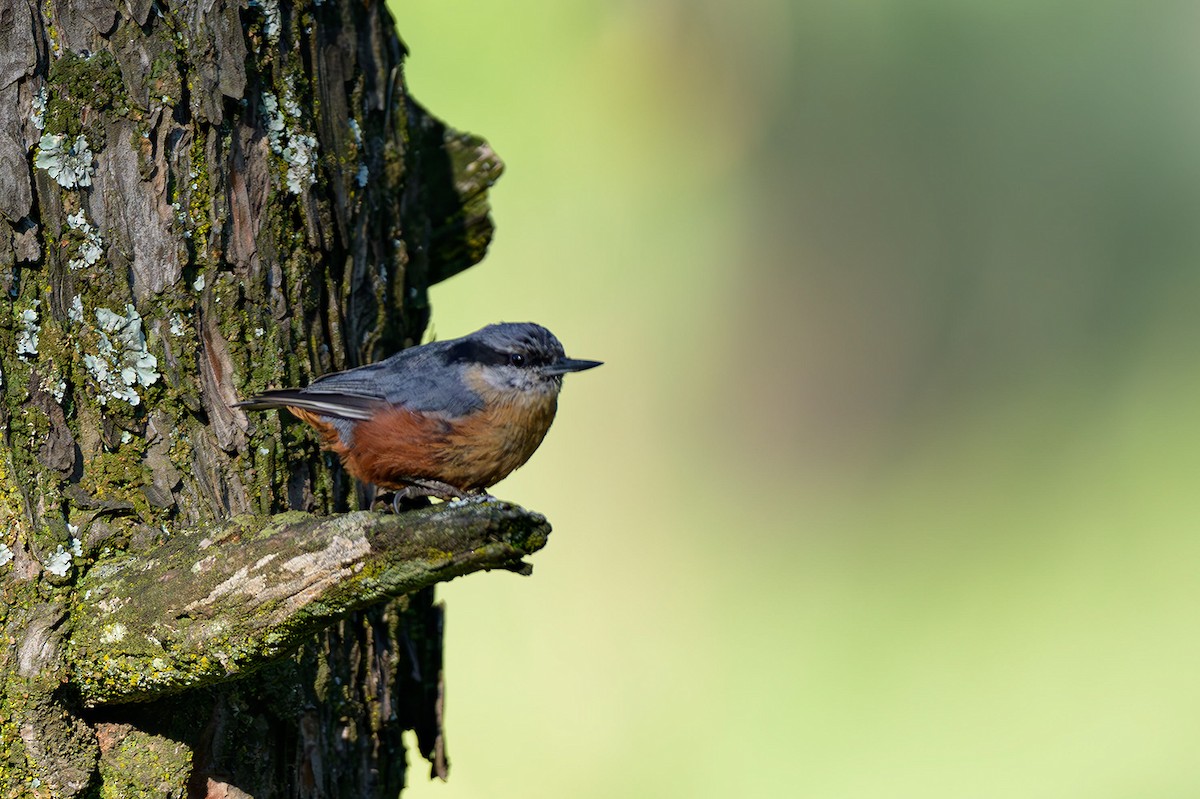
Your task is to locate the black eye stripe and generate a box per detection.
[443,336,560,368]
[444,340,510,366]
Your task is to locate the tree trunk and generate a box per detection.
[0,0,535,795]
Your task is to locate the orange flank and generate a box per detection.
[288,396,558,492]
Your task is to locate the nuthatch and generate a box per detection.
[235,323,601,502]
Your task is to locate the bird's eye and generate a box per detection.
[509,353,526,367]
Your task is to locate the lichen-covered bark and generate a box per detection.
[0,0,508,794]
[69,500,549,705]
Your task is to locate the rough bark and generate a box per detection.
[69,501,548,706]
[0,0,516,795]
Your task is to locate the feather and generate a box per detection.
[233,389,382,421]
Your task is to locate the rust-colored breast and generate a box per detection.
[287,381,560,491]
[434,396,558,490]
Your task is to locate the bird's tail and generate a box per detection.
[233,389,380,421]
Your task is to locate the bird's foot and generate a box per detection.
[389,480,472,513]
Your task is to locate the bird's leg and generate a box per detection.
[410,478,469,500]
[389,479,471,513]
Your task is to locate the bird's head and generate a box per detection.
[445,322,602,399]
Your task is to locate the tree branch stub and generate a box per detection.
[68,500,550,706]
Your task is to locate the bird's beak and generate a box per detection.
[543,357,603,376]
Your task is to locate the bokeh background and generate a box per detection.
[392,1,1200,797]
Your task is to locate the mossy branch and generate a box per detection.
[66,500,550,705]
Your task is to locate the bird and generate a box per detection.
[235,322,601,504]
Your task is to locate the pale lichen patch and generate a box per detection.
[99,623,127,644]
[15,301,40,362]
[82,305,161,406]
[261,90,319,194]
[191,554,217,574]
[96,596,128,614]
[65,209,104,271]
[34,133,94,188]
[44,545,73,577]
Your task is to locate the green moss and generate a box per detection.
[71,648,233,704]
[44,51,129,142]
[148,50,183,109]
[79,452,153,521]
[183,132,213,253]
[97,729,190,799]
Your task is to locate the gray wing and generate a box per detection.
[238,339,484,420]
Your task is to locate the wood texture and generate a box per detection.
[69,500,550,706]
[0,0,513,794]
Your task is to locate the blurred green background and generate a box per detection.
[392,1,1200,797]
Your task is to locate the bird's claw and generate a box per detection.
[389,480,473,513]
